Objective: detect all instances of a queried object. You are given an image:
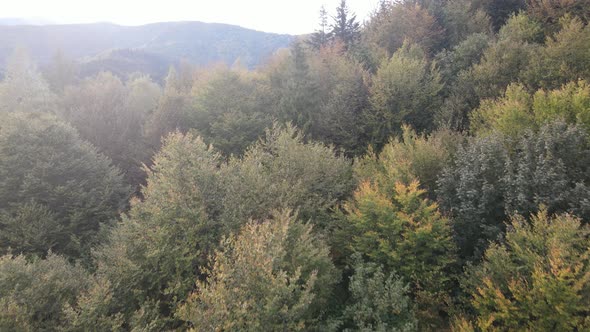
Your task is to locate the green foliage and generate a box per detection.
[0,253,89,331]
[526,0,590,33]
[441,0,492,46]
[524,16,590,90]
[434,33,491,130]
[345,180,457,329]
[341,255,417,332]
[308,45,371,156]
[266,42,321,133]
[177,211,338,331]
[468,13,543,100]
[144,67,194,148]
[330,0,361,50]
[221,124,354,230]
[354,125,462,198]
[502,122,590,220]
[472,80,590,137]
[0,48,57,114]
[0,112,129,261]
[437,133,507,261]
[189,67,272,156]
[368,42,443,147]
[458,210,590,331]
[76,125,351,328]
[364,2,446,57]
[61,72,161,187]
[471,83,536,137]
[88,131,224,329]
[438,121,590,260]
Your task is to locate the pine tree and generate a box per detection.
[0,112,129,261]
[330,0,361,50]
[309,6,333,50]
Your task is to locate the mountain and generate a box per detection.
[0,21,294,80]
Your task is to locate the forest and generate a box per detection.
[1,0,590,330]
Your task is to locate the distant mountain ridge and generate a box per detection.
[0,21,294,79]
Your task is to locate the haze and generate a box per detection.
[3,0,380,34]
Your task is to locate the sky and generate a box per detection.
[3,0,381,35]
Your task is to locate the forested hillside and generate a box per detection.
[1,0,590,330]
[0,21,293,80]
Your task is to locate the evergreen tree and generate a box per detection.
[438,121,590,261]
[309,6,333,50]
[330,0,361,50]
[0,112,129,261]
[87,131,224,329]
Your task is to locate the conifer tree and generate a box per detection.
[330,0,361,50]
[0,112,129,261]
[309,6,333,50]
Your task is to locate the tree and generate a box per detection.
[61,72,161,188]
[441,0,492,46]
[221,124,354,231]
[87,131,225,330]
[188,67,272,156]
[0,48,57,114]
[265,42,321,134]
[340,255,417,332]
[0,253,89,331]
[456,210,590,331]
[309,6,333,50]
[42,50,79,94]
[308,45,372,156]
[468,13,543,100]
[345,180,457,329]
[330,0,361,50]
[526,0,590,32]
[368,42,443,148]
[524,16,590,90]
[364,2,446,57]
[0,112,129,261]
[354,125,463,199]
[471,80,590,137]
[438,121,590,260]
[177,211,339,331]
[434,33,491,130]
[479,0,526,30]
[144,67,194,149]
[82,125,351,329]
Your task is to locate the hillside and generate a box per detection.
[0,21,293,78]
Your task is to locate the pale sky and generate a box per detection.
[3,0,381,34]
